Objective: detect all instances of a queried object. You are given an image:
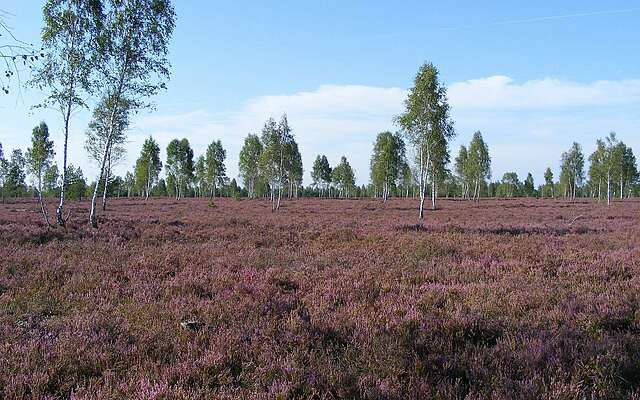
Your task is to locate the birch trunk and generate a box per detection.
[418,145,431,220]
[37,174,50,226]
[145,157,151,200]
[431,174,436,210]
[607,171,611,206]
[89,136,112,228]
[56,103,72,226]
[101,147,111,211]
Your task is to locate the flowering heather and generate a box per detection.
[1,197,639,399]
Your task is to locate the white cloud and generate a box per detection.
[448,76,640,109]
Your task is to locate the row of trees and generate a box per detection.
[3,122,639,224]
[311,155,357,198]
[1,131,92,205]
[483,134,638,202]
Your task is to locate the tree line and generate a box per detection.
[4,110,637,223]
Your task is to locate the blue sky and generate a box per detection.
[1,1,639,186]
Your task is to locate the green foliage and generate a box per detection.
[311,154,332,196]
[454,145,469,192]
[84,95,128,198]
[4,149,26,197]
[396,62,455,147]
[123,171,135,197]
[65,164,87,200]
[31,0,102,111]
[238,134,263,198]
[284,139,303,197]
[90,172,125,198]
[259,114,301,205]
[95,0,176,112]
[332,156,356,197]
[543,167,554,197]
[560,142,585,199]
[151,178,167,197]
[369,131,406,201]
[43,163,60,197]
[193,155,206,196]
[166,138,194,199]
[589,133,639,202]
[134,136,162,197]
[499,172,520,198]
[84,96,129,162]
[205,140,227,198]
[523,173,536,197]
[455,131,491,199]
[26,122,55,193]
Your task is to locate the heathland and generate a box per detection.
[1,197,639,399]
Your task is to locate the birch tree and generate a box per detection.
[454,145,470,198]
[134,136,162,199]
[467,131,491,201]
[238,134,263,198]
[284,140,303,198]
[166,138,194,200]
[84,96,128,211]
[205,140,227,199]
[124,171,135,197]
[31,0,102,225]
[6,149,27,198]
[88,0,175,228]
[429,134,450,209]
[616,142,637,200]
[193,155,206,197]
[499,172,519,198]
[544,167,554,198]
[560,142,585,201]
[259,115,294,210]
[311,155,332,197]
[601,133,619,206]
[26,122,56,224]
[65,164,86,200]
[395,62,455,219]
[332,156,356,198]
[588,140,606,201]
[369,131,406,202]
[523,173,535,197]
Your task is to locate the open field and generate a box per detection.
[1,197,639,399]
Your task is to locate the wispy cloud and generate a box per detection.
[442,7,640,31]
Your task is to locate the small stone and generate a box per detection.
[180,319,205,331]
